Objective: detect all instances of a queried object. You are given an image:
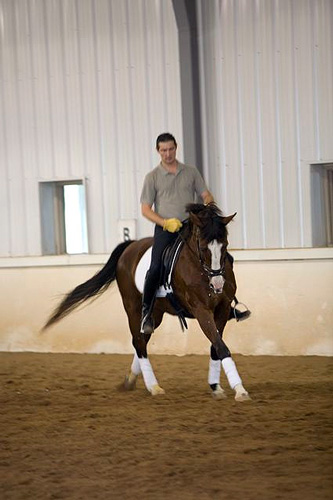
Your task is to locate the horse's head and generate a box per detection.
[185,203,236,294]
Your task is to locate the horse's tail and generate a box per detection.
[42,240,134,331]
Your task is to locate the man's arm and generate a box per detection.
[141,203,183,233]
[201,190,214,205]
[141,203,165,227]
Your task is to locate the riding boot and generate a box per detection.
[140,271,158,335]
[229,297,251,322]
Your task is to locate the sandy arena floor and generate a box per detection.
[0,353,332,500]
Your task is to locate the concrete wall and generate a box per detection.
[1,249,332,356]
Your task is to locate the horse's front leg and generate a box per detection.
[196,310,250,402]
[214,309,251,402]
[208,350,227,400]
[210,344,250,402]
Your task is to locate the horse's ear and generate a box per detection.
[222,213,237,225]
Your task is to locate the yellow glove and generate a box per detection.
[163,218,183,233]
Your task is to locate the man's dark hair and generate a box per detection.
[156,133,177,150]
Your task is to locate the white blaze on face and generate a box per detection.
[207,240,225,293]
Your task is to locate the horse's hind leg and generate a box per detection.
[124,351,164,395]
[124,352,141,391]
[132,336,165,396]
[124,310,165,396]
[137,351,165,396]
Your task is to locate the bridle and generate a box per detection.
[179,224,227,279]
[178,216,229,295]
[196,238,226,280]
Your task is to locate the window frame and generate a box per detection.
[39,179,89,255]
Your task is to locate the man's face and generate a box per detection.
[157,141,177,165]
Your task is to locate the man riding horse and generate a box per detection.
[140,132,250,335]
[42,132,252,399]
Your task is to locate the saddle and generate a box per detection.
[159,233,194,331]
[134,231,193,330]
[159,234,183,288]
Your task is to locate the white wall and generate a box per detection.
[1,0,332,257]
[197,0,333,248]
[0,0,183,256]
[0,250,332,356]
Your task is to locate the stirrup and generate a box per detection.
[140,314,154,335]
[232,302,251,322]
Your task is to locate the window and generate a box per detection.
[39,180,88,255]
[311,163,333,247]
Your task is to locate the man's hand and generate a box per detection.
[163,218,183,233]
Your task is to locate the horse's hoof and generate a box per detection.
[211,385,227,400]
[235,392,252,402]
[123,375,137,391]
[150,384,165,396]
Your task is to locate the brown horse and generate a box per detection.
[43,203,250,401]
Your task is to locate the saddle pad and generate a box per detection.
[134,247,169,297]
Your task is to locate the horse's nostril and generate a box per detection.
[209,283,224,294]
[210,276,225,294]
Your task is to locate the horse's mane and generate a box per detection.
[182,202,228,242]
[186,202,222,217]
